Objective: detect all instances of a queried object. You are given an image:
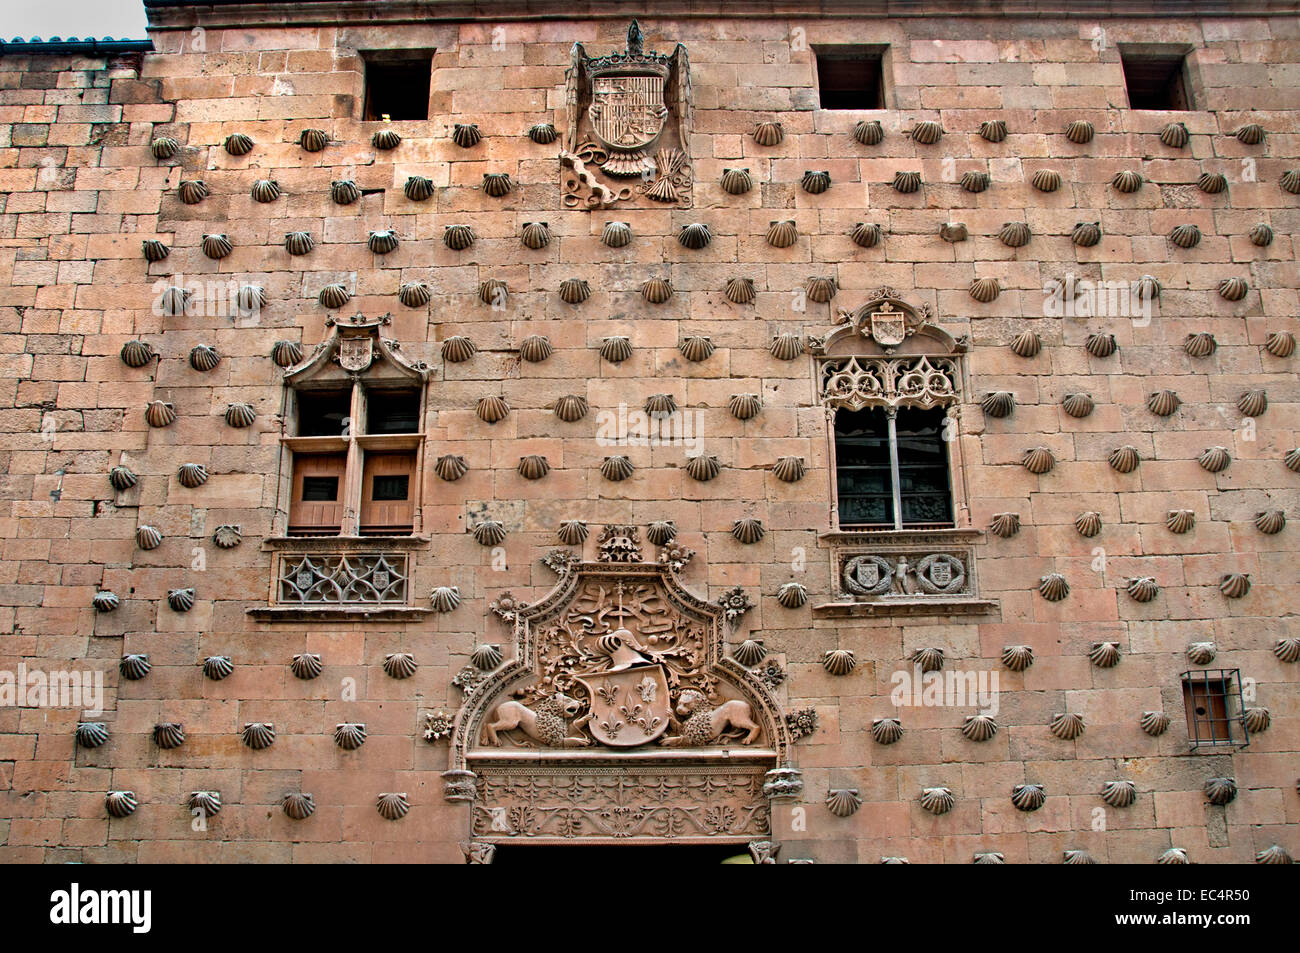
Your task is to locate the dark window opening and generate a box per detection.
[297,390,352,437]
[362,51,433,121]
[371,474,409,501]
[814,45,886,110]
[301,476,339,502]
[366,389,421,435]
[1121,49,1192,110]
[835,406,952,529]
[1181,669,1248,749]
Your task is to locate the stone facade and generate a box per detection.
[0,0,1297,863]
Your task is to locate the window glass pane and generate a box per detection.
[366,389,421,435]
[297,390,351,437]
[835,408,893,526]
[371,474,409,501]
[895,406,952,525]
[301,476,339,502]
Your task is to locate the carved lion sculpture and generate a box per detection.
[485,693,591,747]
[660,689,761,746]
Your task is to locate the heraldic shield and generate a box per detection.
[577,662,671,747]
[589,74,668,153]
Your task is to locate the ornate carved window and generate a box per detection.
[809,290,995,618]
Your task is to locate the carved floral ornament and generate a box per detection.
[440,532,795,846]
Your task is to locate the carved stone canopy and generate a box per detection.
[809,287,966,358]
[284,312,429,383]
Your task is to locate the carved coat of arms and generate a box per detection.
[337,337,372,372]
[577,662,671,747]
[869,302,907,348]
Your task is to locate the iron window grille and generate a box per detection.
[1181,669,1249,750]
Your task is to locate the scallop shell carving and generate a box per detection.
[1288,448,1300,472]
[141,238,170,262]
[397,281,431,308]
[892,170,922,193]
[1264,331,1295,357]
[477,279,508,306]
[677,223,712,249]
[299,128,327,152]
[979,119,1007,142]
[969,277,1001,303]
[920,787,954,815]
[452,123,481,148]
[1064,119,1095,143]
[644,394,677,416]
[236,284,266,312]
[685,454,721,482]
[601,455,634,482]
[521,222,551,249]
[202,655,232,681]
[529,122,558,144]
[177,463,209,488]
[399,175,434,203]
[769,333,804,361]
[1049,712,1086,740]
[291,653,322,680]
[109,465,138,492]
[1147,390,1180,416]
[1071,222,1102,247]
[1062,393,1095,418]
[1272,638,1300,662]
[145,400,176,428]
[1204,777,1237,806]
[1198,446,1231,473]
[1001,645,1034,672]
[826,789,862,818]
[1281,169,1300,194]
[282,793,315,820]
[1063,850,1096,865]
[1127,577,1160,603]
[766,220,798,248]
[1075,512,1102,537]
[1159,122,1189,148]
[729,394,762,420]
[371,128,401,150]
[911,647,945,673]
[443,224,476,250]
[733,639,766,667]
[1234,123,1266,144]
[376,792,409,821]
[1255,845,1293,864]
[93,590,120,613]
[384,652,418,678]
[640,277,674,304]
[1112,170,1143,193]
[1089,641,1121,668]
[472,520,506,547]
[368,230,399,254]
[1158,848,1190,864]
[1197,171,1228,194]
[442,336,477,363]
[435,455,468,482]
[1140,711,1170,736]
[601,221,632,247]
[1184,332,1217,357]
[805,276,837,304]
[190,791,222,818]
[482,172,512,197]
[318,283,351,309]
[200,234,234,262]
[177,179,208,204]
[1109,446,1140,473]
[119,654,151,680]
[1243,707,1271,733]
[557,520,588,546]
[284,231,314,255]
[850,222,883,247]
[752,121,783,146]
[872,718,903,745]
[1254,509,1286,534]
[77,722,108,748]
[981,391,1015,418]
[553,394,590,422]
[777,582,808,609]
[1011,784,1046,812]
[334,723,367,750]
[1030,169,1061,192]
[1218,277,1249,301]
[1250,222,1274,247]
[974,852,1006,865]
[772,456,806,483]
[960,171,990,193]
[989,513,1021,539]
[1237,389,1267,417]
[167,587,195,612]
[1219,573,1250,598]
[999,221,1031,247]
[939,222,968,243]
[120,339,156,368]
[725,277,757,303]
[272,341,303,371]
[330,179,360,205]
[151,135,180,159]
[962,714,999,742]
[136,525,162,554]
[154,722,186,749]
[189,344,220,372]
[910,120,943,144]
[678,336,714,362]
[1133,274,1162,301]
[1169,224,1202,248]
[225,402,256,428]
[800,170,831,194]
[250,179,280,203]
[105,791,138,818]
[1010,330,1041,358]
[519,335,553,363]
[517,455,550,480]
[1022,447,1055,475]
[600,336,631,363]
[1038,573,1069,601]
[732,518,764,544]
[822,649,855,676]
[1085,332,1117,357]
[1186,641,1217,665]
[854,119,885,144]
